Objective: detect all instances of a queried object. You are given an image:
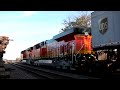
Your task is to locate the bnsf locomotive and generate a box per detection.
[21,11,120,73]
[21,26,94,71]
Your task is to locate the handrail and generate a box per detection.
[74,44,84,61]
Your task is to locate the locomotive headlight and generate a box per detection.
[113,49,117,52]
[81,64,83,66]
[107,63,112,67]
[112,60,116,62]
[82,60,85,61]
[88,56,91,59]
[85,32,88,36]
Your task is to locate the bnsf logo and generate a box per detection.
[98,17,108,34]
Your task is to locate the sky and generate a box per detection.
[0,11,93,60]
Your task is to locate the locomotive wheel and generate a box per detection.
[88,68,92,73]
[67,66,70,70]
[60,66,63,69]
[75,67,82,72]
[82,66,93,74]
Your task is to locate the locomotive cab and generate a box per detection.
[73,26,91,35]
[73,27,93,69]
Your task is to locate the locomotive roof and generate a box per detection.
[53,28,74,40]
[46,39,57,44]
[53,26,91,40]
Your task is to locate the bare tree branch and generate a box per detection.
[60,11,91,32]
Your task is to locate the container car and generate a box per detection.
[90,11,120,73]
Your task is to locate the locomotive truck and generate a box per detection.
[20,11,120,73]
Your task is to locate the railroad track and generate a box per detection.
[22,63,102,79]
[12,63,98,79]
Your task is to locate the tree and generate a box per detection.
[61,11,91,32]
[61,17,75,31]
